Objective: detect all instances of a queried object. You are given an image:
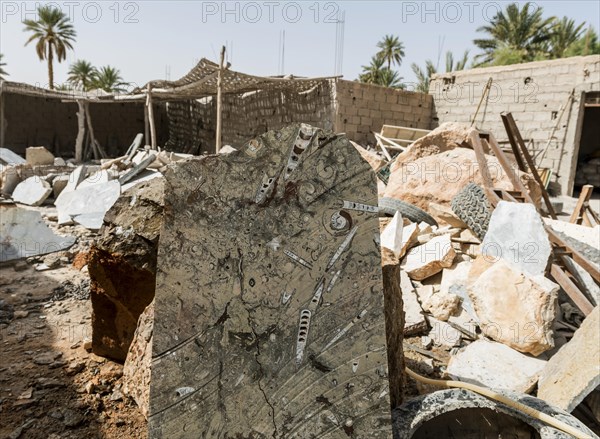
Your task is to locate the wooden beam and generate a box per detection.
[500,114,527,172]
[74,100,86,163]
[469,131,501,204]
[500,114,557,219]
[144,102,150,148]
[547,227,600,283]
[83,102,107,159]
[550,263,594,316]
[215,45,226,154]
[0,82,5,149]
[569,185,594,225]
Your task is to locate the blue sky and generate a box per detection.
[1,1,599,89]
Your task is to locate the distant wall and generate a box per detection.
[334,79,434,145]
[165,81,336,153]
[429,55,600,195]
[1,92,168,158]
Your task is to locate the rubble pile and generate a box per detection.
[1,123,598,438]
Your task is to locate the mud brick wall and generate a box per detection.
[334,79,434,145]
[1,93,168,158]
[429,55,600,195]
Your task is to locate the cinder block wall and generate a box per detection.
[2,93,168,158]
[334,79,434,145]
[429,55,600,195]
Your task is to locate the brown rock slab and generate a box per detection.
[123,300,154,418]
[401,234,456,280]
[538,306,600,412]
[428,202,467,228]
[467,256,558,356]
[148,124,394,438]
[88,178,164,362]
[26,146,55,166]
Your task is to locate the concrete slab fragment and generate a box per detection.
[538,306,600,413]
[0,205,75,262]
[447,339,547,393]
[55,180,121,229]
[149,125,393,438]
[12,176,52,206]
[381,211,403,257]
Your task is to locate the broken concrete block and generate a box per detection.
[55,180,121,229]
[428,202,467,228]
[12,176,52,206]
[400,270,428,335]
[381,211,403,257]
[422,292,461,321]
[0,205,75,262]
[52,175,70,198]
[428,316,461,347]
[0,148,26,166]
[123,300,153,419]
[544,218,600,251]
[56,165,88,199]
[447,339,547,393]
[401,234,456,280]
[468,256,558,356]
[26,146,55,166]
[538,306,600,413]
[88,178,163,362]
[482,201,551,277]
[149,125,394,438]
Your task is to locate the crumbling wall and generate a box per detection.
[1,93,169,157]
[334,79,434,145]
[164,81,336,153]
[429,55,600,195]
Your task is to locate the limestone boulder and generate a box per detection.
[467,256,558,356]
[422,292,461,321]
[482,201,552,277]
[88,177,164,362]
[383,147,541,211]
[401,234,456,280]
[26,146,55,166]
[12,176,52,206]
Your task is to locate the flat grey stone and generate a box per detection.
[149,124,392,438]
[482,201,551,277]
[12,176,52,206]
[0,148,26,166]
[0,205,75,262]
[55,180,121,228]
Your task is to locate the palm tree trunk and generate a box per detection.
[47,41,54,89]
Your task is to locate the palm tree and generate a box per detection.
[359,55,386,84]
[411,60,437,93]
[549,17,586,58]
[68,60,98,91]
[23,5,76,89]
[565,26,600,56]
[445,50,469,72]
[376,35,405,70]
[378,69,404,89]
[473,2,555,66]
[91,66,128,93]
[0,54,8,79]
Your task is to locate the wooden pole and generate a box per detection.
[215,45,226,154]
[147,84,157,150]
[144,102,150,148]
[75,100,86,163]
[0,82,5,149]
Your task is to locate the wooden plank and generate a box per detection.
[374,132,406,152]
[500,113,527,172]
[547,227,600,283]
[569,185,593,224]
[469,131,501,204]
[373,133,393,161]
[215,45,226,154]
[550,264,594,316]
[74,100,86,163]
[501,114,557,219]
[146,84,157,150]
